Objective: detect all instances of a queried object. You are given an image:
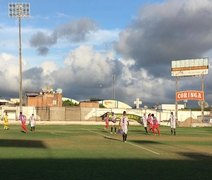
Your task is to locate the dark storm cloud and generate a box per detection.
[52,52,126,101]
[23,67,44,90]
[37,47,49,56]
[115,0,212,78]
[23,67,43,79]
[30,31,57,47]
[30,18,97,55]
[55,18,97,41]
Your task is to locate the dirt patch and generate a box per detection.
[178,117,201,127]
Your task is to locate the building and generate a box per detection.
[0,99,9,106]
[26,89,62,107]
[80,101,99,108]
[158,104,185,111]
[100,100,132,109]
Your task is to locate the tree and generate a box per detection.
[62,100,79,107]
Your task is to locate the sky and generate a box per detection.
[0,0,212,108]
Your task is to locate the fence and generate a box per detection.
[6,106,209,122]
[36,107,81,121]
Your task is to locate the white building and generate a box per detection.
[100,100,132,109]
[158,104,185,111]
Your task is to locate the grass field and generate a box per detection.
[0,124,212,180]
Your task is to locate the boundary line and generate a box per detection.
[83,128,160,155]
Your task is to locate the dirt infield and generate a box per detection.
[178,117,212,127]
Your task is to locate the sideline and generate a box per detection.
[9,120,141,126]
[83,128,160,155]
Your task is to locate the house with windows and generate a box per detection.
[25,88,62,107]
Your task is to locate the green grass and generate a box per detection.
[0,125,212,180]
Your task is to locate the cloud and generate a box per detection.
[38,45,137,102]
[0,53,19,97]
[110,0,212,106]
[30,18,97,55]
[115,0,212,77]
[51,45,176,105]
[2,0,212,107]
[55,18,97,41]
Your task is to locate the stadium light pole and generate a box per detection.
[8,3,30,113]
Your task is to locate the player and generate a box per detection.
[152,114,160,136]
[169,112,176,135]
[29,113,36,131]
[2,111,9,130]
[147,113,153,133]
[120,111,129,142]
[110,112,117,134]
[104,112,109,130]
[142,113,148,134]
[19,112,27,133]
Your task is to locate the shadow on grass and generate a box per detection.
[131,140,163,145]
[0,153,212,180]
[0,139,47,148]
[179,152,212,160]
[104,135,122,142]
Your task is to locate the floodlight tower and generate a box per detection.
[8,3,30,113]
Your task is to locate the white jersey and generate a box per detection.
[29,115,36,127]
[111,115,117,124]
[120,115,129,134]
[169,114,176,128]
[142,115,147,127]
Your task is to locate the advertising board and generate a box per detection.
[176,90,204,101]
[171,58,209,77]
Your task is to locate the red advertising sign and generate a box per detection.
[176,90,204,101]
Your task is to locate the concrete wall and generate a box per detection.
[36,107,81,121]
[36,107,50,121]
[65,107,81,121]
[50,107,65,121]
[0,106,36,120]
[1,105,211,123]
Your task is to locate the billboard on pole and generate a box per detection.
[176,90,204,101]
[171,58,209,77]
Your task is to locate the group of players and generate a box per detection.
[104,111,177,140]
[1,111,36,133]
[142,113,160,135]
[142,112,177,135]
[104,111,129,142]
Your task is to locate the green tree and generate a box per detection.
[62,100,79,107]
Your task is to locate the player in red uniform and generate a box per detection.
[152,114,160,136]
[104,112,109,130]
[147,113,153,133]
[19,112,27,133]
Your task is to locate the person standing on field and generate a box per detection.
[147,113,153,133]
[142,113,148,134]
[169,112,176,135]
[104,112,109,130]
[110,112,117,134]
[120,111,129,142]
[2,111,9,130]
[29,113,36,131]
[152,114,160,136]
[19,112,27,133]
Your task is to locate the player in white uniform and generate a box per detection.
[29,113,36,131]
[110,112,117,134]
[120,111,129,142]
[142,113,148,134]
[169,112,176,135]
